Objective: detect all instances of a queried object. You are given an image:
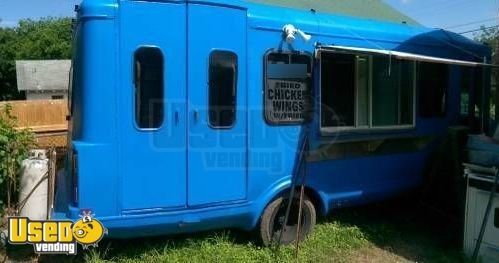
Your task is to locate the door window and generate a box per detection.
[208,51,238,128]
[134,47,164,129]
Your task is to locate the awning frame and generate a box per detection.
[315,44,498,68]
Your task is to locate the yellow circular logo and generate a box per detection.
[72,215,106,246]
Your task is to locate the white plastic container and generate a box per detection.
[464,168,499,263]
[19,149,49,220]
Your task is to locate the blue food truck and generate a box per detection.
[54,0,495,244]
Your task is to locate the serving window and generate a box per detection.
[320,52,416,133]
[264,52,312,125]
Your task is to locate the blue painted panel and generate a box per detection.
[119,1,187,210]
[70,13,119,217]
[187,4,248,206]
[244,22,311,224]
[307,152,427,212]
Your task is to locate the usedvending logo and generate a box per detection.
[8,211,107,255]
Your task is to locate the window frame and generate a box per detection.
[320,53,370,132]
[263,49,314,126]
[355,55,371,129]
[207,49,238,130]
[133,46,165,131]
[371,55,417,129]
[318,50,416,134]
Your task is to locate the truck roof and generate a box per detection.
[77,0,490,61]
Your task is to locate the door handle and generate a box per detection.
[174,111,179,126]
[193,110,199,123]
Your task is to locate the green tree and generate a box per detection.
[0,26,18,100]
[474,26,499,53]
[15,18,72,59]
[0,17,72,101]
[0,104,34,213]
[474,26,499,125]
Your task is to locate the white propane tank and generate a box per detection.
[19,149,49,220]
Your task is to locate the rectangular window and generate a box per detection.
[134,47,164,129]
[320,53,371,128]
[321,53,356,128]
[418,62,449,118]
[372,57,414,127]
[320,52,415,132]
[208,51,237,128]
[52,95,64,100]
[265,52,312,124]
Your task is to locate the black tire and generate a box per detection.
[259,192,316,246]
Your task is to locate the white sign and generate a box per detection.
[265,79,308,123]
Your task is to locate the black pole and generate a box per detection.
[294,147,309,259]
[275,134,309,250]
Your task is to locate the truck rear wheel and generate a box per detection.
[259,193,316,246]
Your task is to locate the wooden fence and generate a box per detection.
[0,100,68,148]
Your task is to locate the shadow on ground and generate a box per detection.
[330,193,468,263]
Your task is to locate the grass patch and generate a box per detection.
[80,220,368,263]
[10,196,468,263]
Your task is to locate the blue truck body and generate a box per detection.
[54,0,492,238]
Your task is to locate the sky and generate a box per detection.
[0,0,497,37]
[384,0,498,37]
